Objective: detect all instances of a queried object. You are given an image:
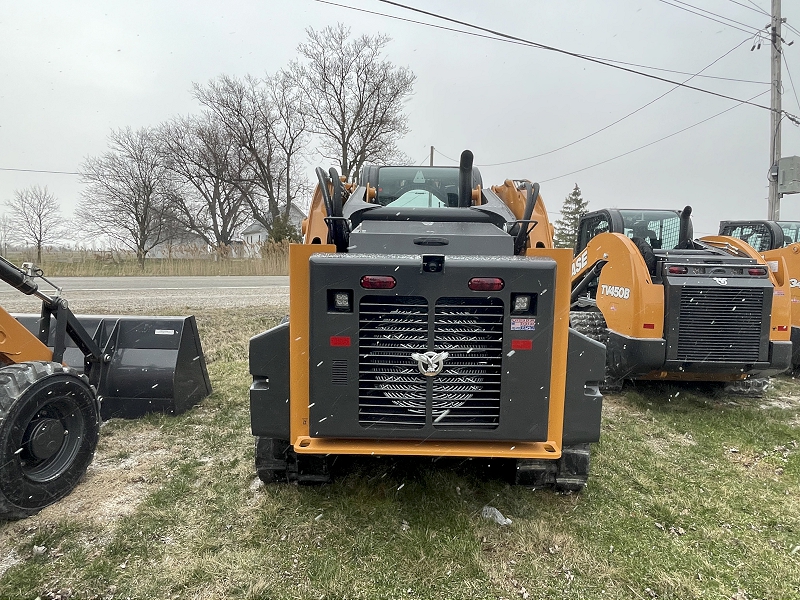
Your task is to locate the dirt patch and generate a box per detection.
[0,423,168,567]
[39,423,169,524]
[0,550,21,579]
[642,430,697,457]
[760,395,800,411]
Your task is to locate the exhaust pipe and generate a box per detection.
[458,150,474,207]
[679,205,693,246]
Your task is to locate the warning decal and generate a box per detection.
[510,317,537,331]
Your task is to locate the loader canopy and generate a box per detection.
[360,165,484,208]
[576,208,684,253]
[618,209,681,250]
[779,221,800,245]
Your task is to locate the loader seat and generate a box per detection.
[647,230,661,249]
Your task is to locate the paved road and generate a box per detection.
[0,276,290,313]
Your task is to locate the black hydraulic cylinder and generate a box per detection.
[0,256,38,295]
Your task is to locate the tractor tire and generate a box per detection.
[0,362,100,520]
[514,444,591,492]
[569,310,623,392]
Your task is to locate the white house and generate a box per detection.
[241,204,306,245]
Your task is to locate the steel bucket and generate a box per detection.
[13,314,212,420]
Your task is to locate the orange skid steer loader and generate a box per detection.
[0,257,211,519]
[719,219,800,368]
[249,151,605,491]
[569,207,792,391]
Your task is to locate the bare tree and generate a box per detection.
[193,72,310,239]
[160,113,252,249]
[292,24,415,180]
[0,214,14,256]
[6,185,63,262]
[78,127,174,268]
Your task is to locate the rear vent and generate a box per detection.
[358,296,428,428]
[677,287,764,362]
[358,295,504,430]
[432,297,503,429]
[331,360,348,385]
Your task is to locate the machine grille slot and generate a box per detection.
[432,297,504,429]
[358,296,428,427]
[677,286,764,362]
[331,360,348,385]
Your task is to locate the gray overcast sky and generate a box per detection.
[2,0,800,238]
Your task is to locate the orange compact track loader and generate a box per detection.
[719,219,800,368]
[569,207,792,391]
[249,151,605,491]
[0,257,211,519]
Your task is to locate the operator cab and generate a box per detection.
[367,166,462,208]
[718,220,790,252]
[575,208,685,255]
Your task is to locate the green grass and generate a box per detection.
[0,308,798,599]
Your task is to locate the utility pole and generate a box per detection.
[430,146,434,166]
[768,0,783,220]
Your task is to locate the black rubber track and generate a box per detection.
[570,310,623,392]
[0,362,100,520]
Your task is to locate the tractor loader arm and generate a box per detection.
[571,232,664,339]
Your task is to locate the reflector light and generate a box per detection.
[748,267,767,276]
[468,277,504,291]
[778,325,789,332]
[668,265,688,274]
[513,295,531,312]
[643,323,655,329]
[334,292,350,310]
[511,339,532,350]
[330,336,351,347]
[360,275,396,289]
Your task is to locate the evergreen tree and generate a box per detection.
[553,184,588,249]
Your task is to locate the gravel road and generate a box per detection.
[0,276,290,314]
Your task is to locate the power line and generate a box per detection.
[376,0,794,118]
[655,0,765,35]
[314,1,768,85]
[783,53,800,113]
[0,167,80,175]
[475,37,752,167]
[726,0,769,16]
[743,0,769,16]
[538,90,770,183]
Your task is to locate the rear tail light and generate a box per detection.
[748,267,767,276]
[468,277,504,291]
[643,323,655,329]
[360,275,396,289]
[668,266,688,274]
[511,339,532,350]
[778,325,789,332]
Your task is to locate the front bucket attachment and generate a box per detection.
[13,314,212,420]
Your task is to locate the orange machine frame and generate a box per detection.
[287,243,574,459]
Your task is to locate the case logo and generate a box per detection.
[571,250,588,276]
[713,277,728,285]
[411,351,449,377]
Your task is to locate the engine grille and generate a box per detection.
[432,298,503,428]
[677,286,765,362]
[358,296,503,429]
